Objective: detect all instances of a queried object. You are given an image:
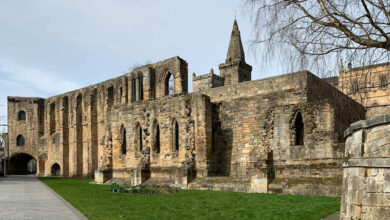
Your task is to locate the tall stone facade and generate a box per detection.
[341,114,390,219]
[330,62,390,117]
[7,20,365,196]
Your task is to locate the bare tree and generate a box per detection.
[244,0,390,76]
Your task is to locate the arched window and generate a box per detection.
[165,73,174,95]
[131,78,136,102]
[294,112,304,145]
[120,125,126,155]
[18,111,26,121]
[17,135,25,146]
[380,76,388,88]
[174,121,179,151]
[138,75,143,101]
[153,121,160,153]
[139,125,143,151]
[351,80,359,93]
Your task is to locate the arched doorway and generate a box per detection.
[51,163,60,176]
[9,153,36,174]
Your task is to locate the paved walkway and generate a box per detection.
[0,175,87,220]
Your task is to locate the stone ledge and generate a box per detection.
[344,114,390,138]
[344,158,390,168]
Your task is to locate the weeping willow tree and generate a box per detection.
[244,0,390,76]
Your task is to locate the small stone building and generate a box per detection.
[7,20,365,196]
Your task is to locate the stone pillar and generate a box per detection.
[192,94,212,178]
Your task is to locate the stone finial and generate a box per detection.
[192,72,196,79]
[210,68,214,75]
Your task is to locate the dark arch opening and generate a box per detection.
[139,125,143,151]
[16,135,25,146]
[154,122,160,153]
[9,153,36,174]
[51,163,60,176]
[174,121,179,151]
[121,125,126,155]
[294,112,304,145]
[18,110,26,121]
[138,75,144,100]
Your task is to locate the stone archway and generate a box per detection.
[9,153,36,174]
[51,163,60,176]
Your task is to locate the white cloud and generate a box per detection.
[0,58,81,125]
[0,58,80,95]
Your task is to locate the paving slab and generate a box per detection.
[0,175,87,220]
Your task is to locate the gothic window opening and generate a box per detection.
[18,110,26,121]
[294,112,304,145]
[17,135,25,147]
[121,125,126,155]
[138,75,143,101]
[380,76,388,88]
[107,87,114,109]
[154,122,160,153]
[50,102,56,135]
[119,87,123,100]
[131,78,136,102]
[165,73,174,95]
[139,125,143,151]
[351,80,359,93]
[174,121,179,151]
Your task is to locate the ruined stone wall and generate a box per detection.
[101,93,211,187]
[341,114,390,220]
[7,56,188,177]
[338,62,390,117]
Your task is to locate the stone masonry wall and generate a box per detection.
[7,57,188,177]
[338,62,390,117]
[341,114,390,219]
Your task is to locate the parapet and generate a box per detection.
[192,68,224,92]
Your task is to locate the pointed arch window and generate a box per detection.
[18,110,26,121]
[139,125,143,151]
[294,112,304,145]
[174,121,179,151]
[138,75,143,101]
[131,78,136,102]
[17,135,25,147]
[165,73,174,95]
[351,80,359,93]
[153,122,160,153]
[120,125,126,155]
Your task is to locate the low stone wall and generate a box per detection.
[341,114,390,219]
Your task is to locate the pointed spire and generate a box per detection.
[226,19,245,63]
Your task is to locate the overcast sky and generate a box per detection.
[0,0,285,126]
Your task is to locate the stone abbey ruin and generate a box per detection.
[6,20,390,212]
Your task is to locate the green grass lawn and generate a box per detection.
[39,178,340,220]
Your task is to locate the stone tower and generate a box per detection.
[219,19,252,85]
